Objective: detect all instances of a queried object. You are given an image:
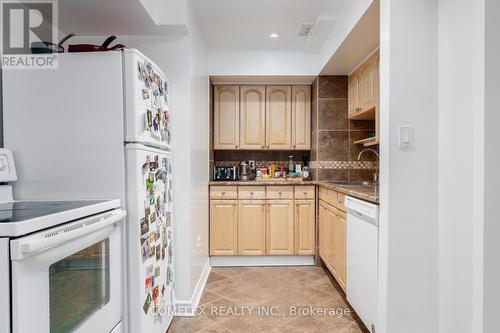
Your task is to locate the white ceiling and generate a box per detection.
[191,0,347,50]
[321,0,379,75]
[58,0,186,36]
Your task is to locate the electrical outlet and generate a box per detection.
[196,235,202,252]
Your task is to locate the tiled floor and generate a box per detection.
[167,266,369,333]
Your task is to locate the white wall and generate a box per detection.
[378,1,439,332]
[483,0,500,331]
[186,0,210,306]
[318,0,373,71]
[117,4,210,307]
[438,0,485,332]
[208,49,319,76]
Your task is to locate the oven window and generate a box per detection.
[49,239,110,333]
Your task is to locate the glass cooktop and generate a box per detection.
[0,200,108,223]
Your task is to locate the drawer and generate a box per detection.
[294,186,315,200]
[319,186,337,206]
[210,186,238,199]
[266,186,294,199]
[337,192,346,212]
[238,186,266,200]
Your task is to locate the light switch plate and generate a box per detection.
[0,149,17,182]
[399,125,415,150]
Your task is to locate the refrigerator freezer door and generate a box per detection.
[3,51,126,203]
[125,144,174,333]
[123,49,171,150]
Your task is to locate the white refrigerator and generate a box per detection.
[3,49,175,333]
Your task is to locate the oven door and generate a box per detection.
[10,209,126,333]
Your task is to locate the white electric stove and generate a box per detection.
[0,149,126,333]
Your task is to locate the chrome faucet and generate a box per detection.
[357,148,380,183]
[357,148,380,161]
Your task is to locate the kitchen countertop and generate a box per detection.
[208,180,379,204]
[316,182,379,204]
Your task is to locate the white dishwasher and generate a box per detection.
[345,196,379,333]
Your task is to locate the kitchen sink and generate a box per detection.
[327,181,379,187]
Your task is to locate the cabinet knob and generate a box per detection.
[293,145,296,149]
[267,144,270,148]
[261,145,265,149]
[303,191,307,196]
[278,191,282,195]
[235,145,239,149]
[221,191,225,195]
[250,191,254,196]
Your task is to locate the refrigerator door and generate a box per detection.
[123,49,171,150]
[125,144,174,333]
[3,52,126,202]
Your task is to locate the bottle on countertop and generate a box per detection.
[288,156,295,175]
[302,154,311,181]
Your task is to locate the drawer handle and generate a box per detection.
[250,191,254,196]
[278,191,282,195]
[221,191,226,195]
[303,191,307,196]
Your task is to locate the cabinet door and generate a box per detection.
[238,200,266,255]
[240,86,266,149]
[210,200,238,255]
[319,202,327,259]
[294,200,315,255]
[266,86,292,150]
[214,85,239,149]
[359,58,376,112]
[335,211,347,291]
[266,200,294,255]
[348,74,360,117]
[325,206,338,274]
[291,86,311,150]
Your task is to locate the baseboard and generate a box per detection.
[210,256,315,267]
[173,259,211,316]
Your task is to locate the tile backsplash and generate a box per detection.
[311,76,378,182]
[214,150,310,165]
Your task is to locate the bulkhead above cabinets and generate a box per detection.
[213,85,311,150]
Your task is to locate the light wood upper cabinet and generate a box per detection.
[348,74,360,117]
[291,86,311,150]
[266,86,292,150]
[214,85,239,149]
[213,84,310,150]
[294,200,315,255]
[238,200,266,255]
[266,199,294,255]
[359,57,376,113]
[210,200,238,255]
[348,50,379,121]
[240,86,266,149]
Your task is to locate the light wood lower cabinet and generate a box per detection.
[294,200,315,255]
[238,200,266,255]
[266,200,294,255]
[319,190,347,292]
[210,200,238,255]
[319,202,328,258]
[210,186,315,256]
[336,211,347,289]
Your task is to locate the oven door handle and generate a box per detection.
[18,210,127,257]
